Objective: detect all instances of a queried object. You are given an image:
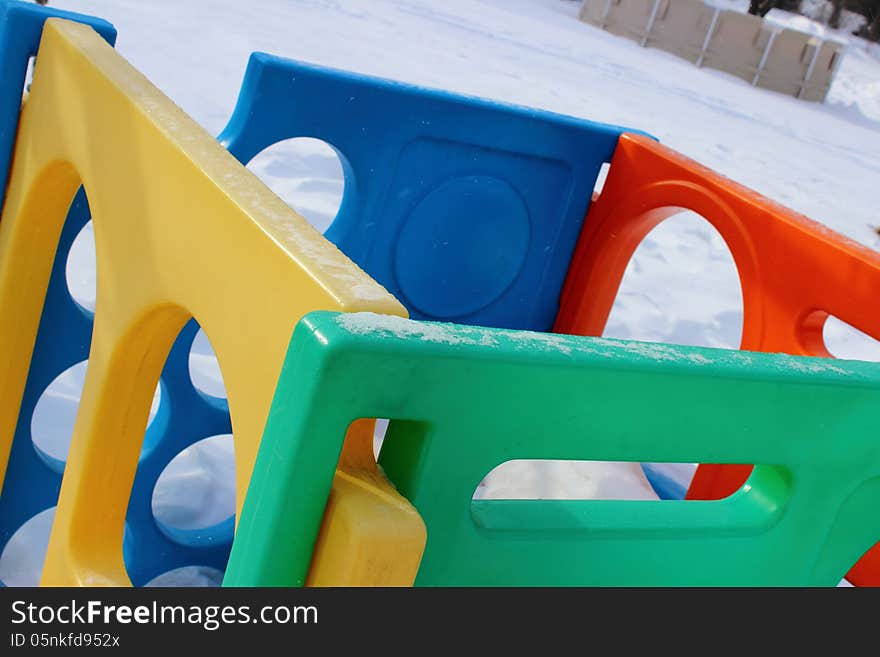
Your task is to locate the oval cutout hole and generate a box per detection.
[604,210,743,350]
[823,316,880,362]
[602,211,742,501]
[189,327,227,400]
[66,219,96,314]
[151,434,235,548]
[247,137,346,234]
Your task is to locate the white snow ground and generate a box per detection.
[1,0,879,586]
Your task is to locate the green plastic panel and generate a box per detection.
[226,311,880,586]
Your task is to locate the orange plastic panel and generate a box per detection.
[554,132,880,586]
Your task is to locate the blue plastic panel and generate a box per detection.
[220,54,639,330]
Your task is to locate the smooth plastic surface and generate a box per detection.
[220,53,635,331]
[227,311,880,586]
[0,19,416,586]
[554,132,880,585]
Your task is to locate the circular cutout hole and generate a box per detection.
[66,219,97,314]
[151,434,235,547]
[144,565,223,587]
[0,507,55,587]
[188,328,227,399]
[246,137,345,234]
[31,361,162,473]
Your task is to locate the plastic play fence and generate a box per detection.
[579,0,843,102]
[553,131,880,586]
[0,2,635,585]
[0,1,876,587]
[228,311,880,586]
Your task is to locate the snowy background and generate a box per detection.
[2,0,879,586]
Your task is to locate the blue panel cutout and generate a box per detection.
[220,54,643,330]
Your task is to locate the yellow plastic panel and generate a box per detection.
[307,422,425,586]
[0,19,423,586]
